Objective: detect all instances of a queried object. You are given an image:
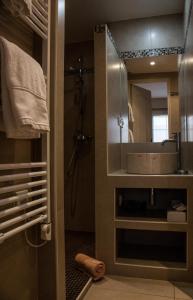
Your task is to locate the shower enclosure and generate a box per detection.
[64,50,95,300]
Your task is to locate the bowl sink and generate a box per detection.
[127,152,178,175]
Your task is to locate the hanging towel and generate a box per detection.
[0,37,49,139]
[129,129,134,143]
[128,102,135,123]
[2,0,32,16]
[75,253,105,281]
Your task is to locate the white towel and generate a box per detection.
[2,0,32,16]
[129,129,134,143]
[128,102,135,123]
[0,37,49,139]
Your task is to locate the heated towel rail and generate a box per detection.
[0,162,49,244]
[0,1,51,244]
[21,0,48,40]
[2,0,48,40]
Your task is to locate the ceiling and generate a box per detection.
[126,54,179,74]
[65,0,185,43]
[134,82,168,98]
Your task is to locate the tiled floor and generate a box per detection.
[65,231,95,300]
[83,275,193,300]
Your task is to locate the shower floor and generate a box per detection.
[65,231,95,300]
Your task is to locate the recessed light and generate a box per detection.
[150,61,156,66]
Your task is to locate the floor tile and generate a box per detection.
[83,286,174,300]
[174,282,193,299]
[93,275,175,298]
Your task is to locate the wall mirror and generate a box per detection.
[125,54,180,143]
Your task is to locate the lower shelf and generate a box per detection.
[116,229,187,268]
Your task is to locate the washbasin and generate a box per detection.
[127,152,178,175]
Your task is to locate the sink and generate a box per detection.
[127,152,178,175]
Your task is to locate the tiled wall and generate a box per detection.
[109,14,183,53]
[106,32,128,173]
[180,0,193,171]
[184,0,192,35]
[64,42,95,232]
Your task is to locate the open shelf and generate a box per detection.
[116,229,187,267]
[115,218,188,232]
[116,188,187,220]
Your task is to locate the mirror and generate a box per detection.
[125,54,180,143]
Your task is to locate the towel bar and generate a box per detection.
[0,170,47,182]
[0,215,47,244]
[0,162,47,170]
[0,206,47,231]
[2,0,48,40]
[0,162,49,244]
[0,197,47,218]
[0,180,46,194]
[0,189,47,206]
[0,1,51,245]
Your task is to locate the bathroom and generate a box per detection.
[0,0,193,300]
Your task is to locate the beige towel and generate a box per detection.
[2,0,32,16]
[0,37,49,139]
[128,102,134,123]
[129,129,134,143]
[75,253,105,281]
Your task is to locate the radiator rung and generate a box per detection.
[32,4,48,26]
[20,16,47,40]
[0,197,47,218]
[0,171,47,182]
[0,189,47,206]
[0,215,47,243]
[0,180,47,195]
[0,162,47,170]
[0,207,47,231]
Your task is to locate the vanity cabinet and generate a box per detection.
[95,26,193,282]
[115,188,188,269]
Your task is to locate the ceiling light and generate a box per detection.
[150,61,156,66]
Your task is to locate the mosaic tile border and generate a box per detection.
[95,24,184,60]
[120,47,184,59]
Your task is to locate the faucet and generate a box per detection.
[161,132,182,173]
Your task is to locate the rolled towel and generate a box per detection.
[75,253,105,281]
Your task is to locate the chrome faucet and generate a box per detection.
[161,132,182,172]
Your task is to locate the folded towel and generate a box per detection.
[129,129,134,143]
[2,0,32,16]
[128,102,134,123]
[75,253,105,281]
[0,37,49,139]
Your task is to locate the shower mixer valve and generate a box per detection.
[74,133,92,143]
